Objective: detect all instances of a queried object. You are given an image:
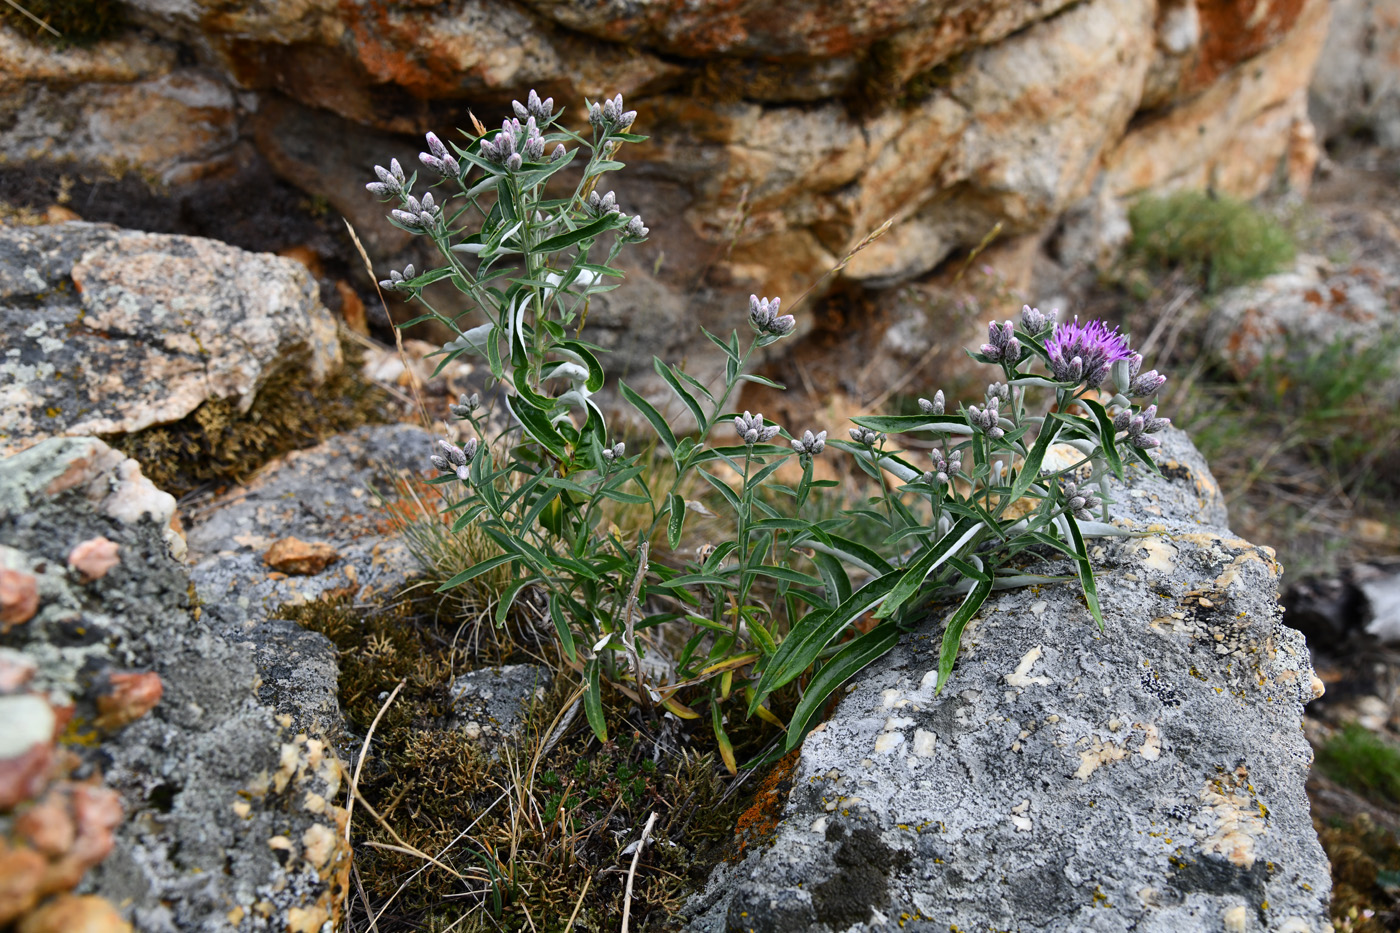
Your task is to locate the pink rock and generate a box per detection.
[0,569,39,631]
[67,538,120,583]
[94,672,163,731]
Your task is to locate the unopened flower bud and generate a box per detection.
[792,429,827,456]
[918,390,946,415]
[849,426,882,447]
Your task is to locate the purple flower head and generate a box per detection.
[1044,318,1133,388]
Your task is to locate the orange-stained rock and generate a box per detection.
[0,569,39,631]
[0,694,58,810]
[14,795,77,857]
[16,894,132,933]
[0,842,48,925]
[0,651,37,693]
[37,786,124,895]
[94,672,163,731]
[263,538,340,576]
[67,538,121,582]
[335,280,368,336]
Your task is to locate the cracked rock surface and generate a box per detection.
[0,222,341,457]
[687,427,1332,933]
[0,437,349,932]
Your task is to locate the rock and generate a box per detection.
[93,671,163,732]
[1310,0,1400,147]
[1203,257,1400,396]
[685,427,1331,932]
[0,694,57,810]
[0,436,349,932]
[449,664,552,748]
[1360,570,1400,643]
[0,568,39,630]
[186,422,437,735]
[66,538,120,583]
[264,537,340,576]
[15,894,132,933]
[1104,0,1327,200]
[0,222,342,458]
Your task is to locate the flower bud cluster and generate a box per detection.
[391,192,441,232]
[849,426,883,447]
[600,440,627,462]
[1122,353,1167,398]
[920,447,962,486]
[918,391,945,415]
[431,437,480,483]
[366,159,408,199]
[748,295,795,337]
[419,132,461,179]
[589,94,637,132]
[481,117,547,171]
[1020,305,1055,336]
[586,190,620,218]
[980,320,1022,364]
[379,264,417,291]
[449,392,480,420]
[512,89,554,123]
[986,382,1010,403]
[967,397,1005,440]
[791,429,827,456]
[1062,480,1101,522]
[735,412,780,446]
[622,215,649,241]
[1114,404,1170,449]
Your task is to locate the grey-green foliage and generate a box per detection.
[1127,190,1295,293]
[369,92,1172,768]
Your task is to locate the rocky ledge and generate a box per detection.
[687,427,1332,933]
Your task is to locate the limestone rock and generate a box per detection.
[0,223,342,459]
[263,538,340,576]
[185,422,438,735]
[1202,256,1400,397]
[686,427,1331,932]
[1310,0,1400,147]
[0,437,349,932]
[449,664,552,749]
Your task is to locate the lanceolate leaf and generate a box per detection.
[584,659,607,741]
[785,622,901,751]
[1081,398,1124,481]
[666,492,686,550]
[934,571,995,694]
[619,380,678,453]
[1063,512,1106,631]
[874,518,981,620]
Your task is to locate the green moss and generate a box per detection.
[106,337,391,498]
[1126,191,1295,293]
[281,592,743,932]
[1317,725,1400,809]
[0,0,126,45]
[1315,813,1400,933]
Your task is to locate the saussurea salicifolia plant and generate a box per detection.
[367,91,1172,771]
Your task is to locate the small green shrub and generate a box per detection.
[1317,724,1400,808]
[1127,190,1295,293]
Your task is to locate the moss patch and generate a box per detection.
[1318,725,1400,810]
[1316,814,1400,932]
[106,337,391,498]
[282,592,746,932]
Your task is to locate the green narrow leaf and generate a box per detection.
[495,578,533,627]
[809,551,851,605]
[698,470,742,514]
[850,414,973,434]
[1081,399,1125,481]
[1064,513,1106,631]
[711,697,737,774]
[535,214,619,252]
[548,594,577,663]
[435,554,516,592]
[785,623,901,751]
[559,339,607,393]
[654,358,707,431]
[874,518,981,620]
[619,380,678,453]
[934,572,995,694]
[506,394,571,462]
[1009,414,1062,504]
[807,534,895,577]
[667,492,686,550]
[584,659,608,741]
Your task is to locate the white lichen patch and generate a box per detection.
[1005,645,1051,688]
[1136,722,1162,761]
[1074,735,1128,780]
[1137,536,1178,573]
[912,729,937,757]
[1010,798,1033,832]
[1194,771,1268,868]
[874,731,905,754]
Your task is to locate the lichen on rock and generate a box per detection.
[686,427,1332,933]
